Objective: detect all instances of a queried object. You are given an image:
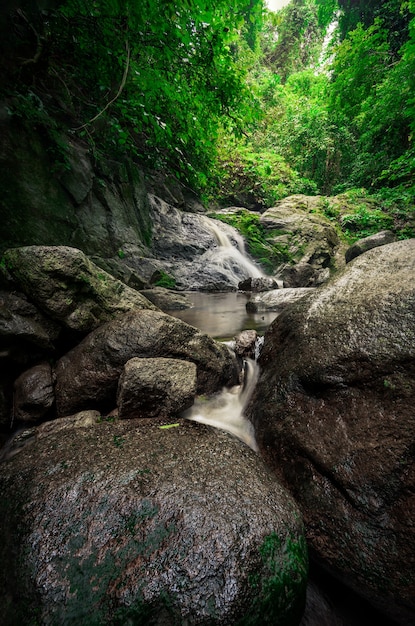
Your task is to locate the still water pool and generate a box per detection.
[166,291,277,340]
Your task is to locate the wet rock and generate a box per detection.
[3,246,157,333]
[246,288,314,313]
[234,329,258,361]
[0,291,60,359]
[0,416,307,626]
[260,196,339,287]
[238,276,283,292]
[13,363,55,423]
[117,357,196,419]
[149,195,215,260]
[55,309,238,416]
[278,262,330,288]
[140,287,192,311]
[248,239,415,625]
[90,256,150,290]
[345,230,397,263]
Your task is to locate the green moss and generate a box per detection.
[153,270,176,289]
[43,499,178,625]
[209,210,296,273]
[237,532,308,626]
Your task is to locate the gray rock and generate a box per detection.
[117,357,197,419]
[234,329,258,361]
[0,416,307,626]
[149,195,215,260]
[278,263,330,288]
[59,139,94,205]
[238,276,283,292]
[246,288,315,313]
[90,256,150,290]
[13,362,55,423]
[345,230,397,263]
[55,309,238,416]
[3,246,158,333]
[260,196,340,287]
[0,123,152,258]
[140,287,192,310]
[148,197,262,291]
[248,239,415,625]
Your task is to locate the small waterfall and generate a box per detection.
[183,359,259,451]
[201,216,264,283]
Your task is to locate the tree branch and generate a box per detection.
[73,40,130,131]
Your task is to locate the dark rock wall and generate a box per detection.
[0,117,152,257]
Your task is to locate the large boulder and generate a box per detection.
[3,246,157,333]
[260,196,340,287]
[117,357,197,419]
[0,416,308,626]
[55,309,238,416]
[247,239,415,625]
[139,287,192,311]
[238,277,283,292]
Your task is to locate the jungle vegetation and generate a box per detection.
[1,0,414,241]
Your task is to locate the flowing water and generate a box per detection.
[202,216,264,279]
[183,359,259,451]
[172,219,275,450]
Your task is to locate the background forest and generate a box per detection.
[1,0,414,242]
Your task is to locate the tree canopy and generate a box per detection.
[1,0,414,225]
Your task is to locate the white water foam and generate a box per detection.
[202,217,264,282]
[183,359,259,451]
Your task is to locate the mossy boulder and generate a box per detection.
[3,246,158,333]
[0,416,308,626]
[260,196,340,287]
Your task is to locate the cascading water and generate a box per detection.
[183,358,259,452]
[199,216,264,286]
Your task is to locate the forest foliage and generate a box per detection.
[0,0,414,241]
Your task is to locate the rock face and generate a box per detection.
[145,197,264,291]
[117,357,197,419]
[260,196,340,287]
[247,239,415,625]
[0,416,308,626]
[345,230,397,263]
[55,309,238,416]
[3,246,157,333]
[0,123,152,257]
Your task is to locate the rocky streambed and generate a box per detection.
[0,231,414,625]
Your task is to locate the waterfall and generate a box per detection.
[315,14,339,75]
[200,216,264,284]
[183,358,259,451]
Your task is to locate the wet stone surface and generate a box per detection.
[0,416,308,625]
